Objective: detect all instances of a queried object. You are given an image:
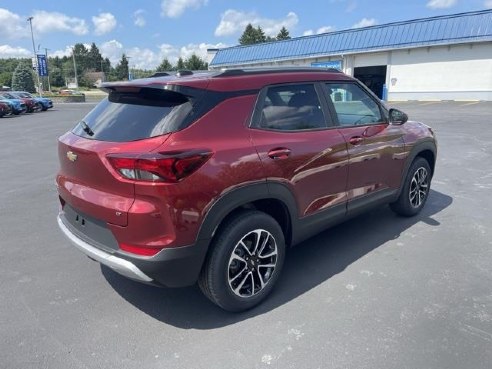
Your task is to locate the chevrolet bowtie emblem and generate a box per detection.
[67,151,78,162]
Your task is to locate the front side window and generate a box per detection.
[326,83,385,126]
[256,84,327,131]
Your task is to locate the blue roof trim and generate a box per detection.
[211,10,492,67]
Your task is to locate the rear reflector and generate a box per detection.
[119,243,163,256]
[107,150,212,183]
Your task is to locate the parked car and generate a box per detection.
[11,91,53,111]
[56,68,437,311]
[0,95,26,115]
[0,92,37,113]
[0,101,12,117]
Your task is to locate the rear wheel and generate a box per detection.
[390,157,432,216]
[199,210,285,312]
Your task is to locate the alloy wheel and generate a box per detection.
[409,167,429,208]
[227,229,278,298]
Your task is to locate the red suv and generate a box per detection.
[56,68,437,311]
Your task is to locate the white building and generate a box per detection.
[209,10,492,101]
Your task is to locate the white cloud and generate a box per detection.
[51,43,92,58]
[0,44,31,58]
[215,9,299,37]
[32,10,88,35]
[99,39,226,69]
[352,18,377,28]
[100,40,124,65]
[303,26,335,36]
[161,0,208,18]
[426,0,457,9]
[92,13,117,35]
[0,8,28,39]
[133,9,146,27]
[484,0,492,8]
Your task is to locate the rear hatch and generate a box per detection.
[57,86,201,226]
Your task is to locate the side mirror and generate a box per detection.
[389,108,408,125]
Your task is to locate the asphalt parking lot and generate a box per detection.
[1,101,491,369]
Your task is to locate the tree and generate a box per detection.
[11,62,36,92]
[156,58,173,71]
[276,26,291,40]
[87,43,103,72]
[115,54,129,80]
[256,26,267,43]
[239,23,268,45]
[175,57,185,70]
[184,54,207,70]
[239,24,258,45]
[0,72,12,88]
[49,67,64,87]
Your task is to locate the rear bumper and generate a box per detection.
[57,215,153,283]
[57,213,209,287]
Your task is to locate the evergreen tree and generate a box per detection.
[11,62,36,92]
[156,58,173,71]
[176,57,185,70]
[115,54,129,80]
[239,24,268,45]
[256,26,267,43]
[239,24,259,45]
[184,54,208,70]
[276,27,291,40]
[88,43,103,71]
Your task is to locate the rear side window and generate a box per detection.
[72,88,194,142]
[256,84,328,131]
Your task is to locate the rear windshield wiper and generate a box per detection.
[80,120,94,136]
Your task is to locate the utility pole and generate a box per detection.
[27,16,42,97]
[72,48,78,88]
[44,48,51,93]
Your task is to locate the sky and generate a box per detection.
[1,0,491,70]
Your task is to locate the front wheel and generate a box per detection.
[199,210,285,312]
[390,157,432,217]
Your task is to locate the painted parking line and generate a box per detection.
[419,102,440,106]
[460,101,480,106]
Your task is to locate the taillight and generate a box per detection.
[107,150,212,183]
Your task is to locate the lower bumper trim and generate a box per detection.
[57,215,153,283]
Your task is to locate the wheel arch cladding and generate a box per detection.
[196,182,297,247]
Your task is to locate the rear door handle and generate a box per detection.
[268,148,291,160]
[349,136,364,145]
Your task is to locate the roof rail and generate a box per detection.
[149,70,195,78]
[217,66,342,77]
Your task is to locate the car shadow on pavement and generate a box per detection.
[102,189,452,329]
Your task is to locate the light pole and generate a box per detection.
[72,48,78,88]
[27,16,42,97]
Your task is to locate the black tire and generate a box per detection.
[199,210,285,312]
[390,157,432,217]
[35,103,43,112]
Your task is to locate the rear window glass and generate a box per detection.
[72,88,194,142]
